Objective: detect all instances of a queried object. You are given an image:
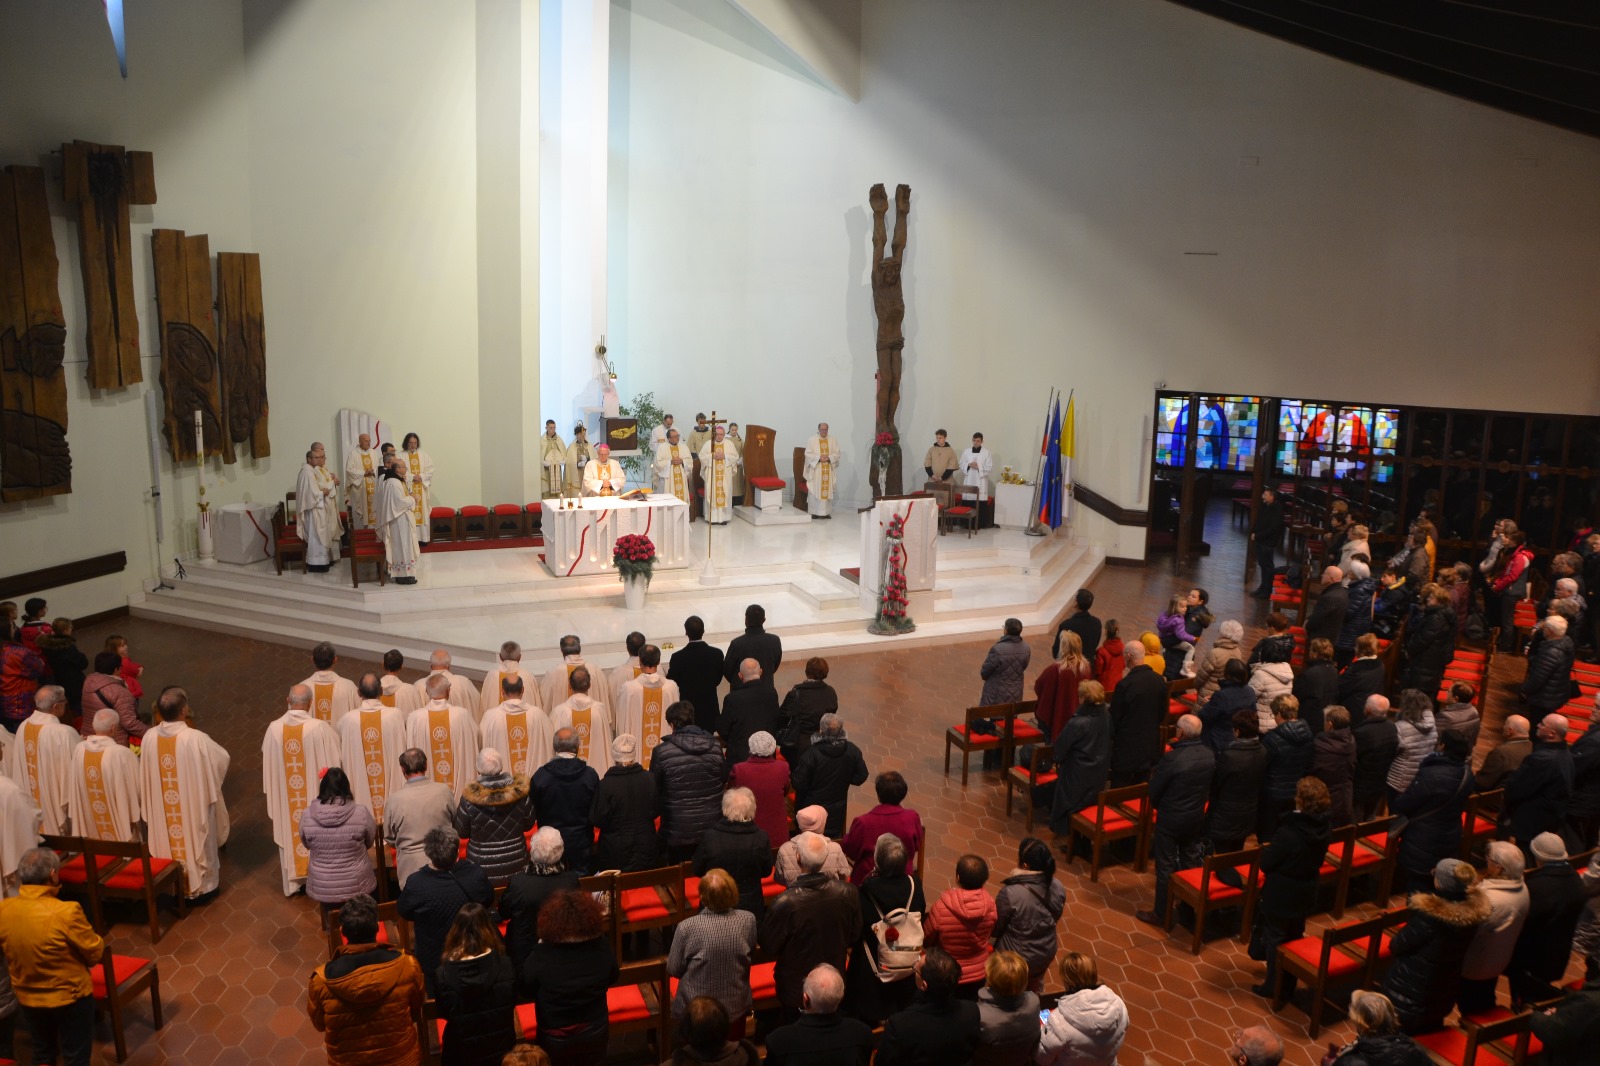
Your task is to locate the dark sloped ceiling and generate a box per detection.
[1164,1,1600,138]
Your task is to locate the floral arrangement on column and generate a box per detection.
[871,428,900,500]
[868,513,916,635]
[613,533,657,585]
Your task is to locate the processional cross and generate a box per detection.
[699,410,728,585]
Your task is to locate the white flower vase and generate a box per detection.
[622,573,648,611]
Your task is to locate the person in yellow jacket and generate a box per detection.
[307,894,425,1066]
[0,848,105,1066]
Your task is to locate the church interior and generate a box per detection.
[2,0,1599,1063]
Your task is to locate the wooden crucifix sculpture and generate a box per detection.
[61,140,156,390]
[870,182,909,496]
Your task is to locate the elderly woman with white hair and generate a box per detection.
[452,746,536,887]
[501,826,581,985]
[1522,615,1577,714]
[1191,618,1246,701]
[691,788,773,918]
[1335,558,1377,668]
[592,733,661,872]
[1458,841,1531,1013]
[728,730,791,846]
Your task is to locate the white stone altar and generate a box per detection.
[543,495,690,577]
[858,496,939,594]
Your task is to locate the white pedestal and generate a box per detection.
[994,482,1035,529]
[858,497,938,594]
[753,486,783,512]
[215,503,275,565]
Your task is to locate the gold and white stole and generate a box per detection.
[671,447,687,502]
[564,662,580,702]
[640,686,664,769]
[407,452,424,524]
[380,692,397,709]
[279,722,312,878]
[359,708,389,822]
[818,441,832,500]
[82,748,117,840]
[20,721,43,806]
[156,732,192,873]
[712,448,727,509]
[570,702,593,761]
[427,707,455,787]
[360,452,376,516]
[313,683,335,722]
[504,706,530,776]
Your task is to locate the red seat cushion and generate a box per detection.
[619,886,670,922]
[1415,1011,1543,1063]
[1282,935,1363,978]
[1173,864,1257,902]
[948,725,1001,745]
[945,506,975,516]
[751,961,777,1000]
[102,857,176,891]
[1007,766,1058,788]
[1009,723,1044,742]
[57,853,118,883]
[607,983,650,1023]
[684,876,701,910]
[516,1002,539,1039]
[459,505,490,518]
[525,502,543,514]
[492,504,522,516]
[748,477,786,490]
[429,506,456,518]
[761,876,785,902]
[90,955,150,997]
[277,533,306,548]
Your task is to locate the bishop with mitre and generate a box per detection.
[407,674,480,798]
[338,674,407,826]
[143,688,228,900]
[296,442,343,572]
[584,443,627,496]
[261,684,343,896]
[540,420,566,498]
[344,432,385,529]
[69,709,143,842]
[376,463,421,585]
[615,645,679,770]
[804,422,844,518]
[699,426,741,524]
[479,675,554,779]
[654,428,695,508]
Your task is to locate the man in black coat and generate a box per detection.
[1336,636,1388,715]
[1303,567,1349,647]
[1250,488,1284,598]
[1398,594,1457,700]
[1508,832,1588,1004]
[666,614,726,732]
[792,714,869,837]
[724,603,782,690]
[396,825,494,996]
[1109,642,1168,786]
[530,728,600,874]
[1567,711,1600,850]
[1521,617,1576,713]
[1048,689,1113,836]
[764,963,874,1066]
[590,734,661,872]
[1503,714,1575,848]
[1291,639,1341,736]
[1530,974,1600,1065]
[1352,694,1399,822]
[652,701,728,862]
[874,948,980,1066]
[1206,711,1266,857]
[761,833,862,1022]
[1051,587,1101,660]
[1137,715,1216,925]
[1198,660,1257,753]
[718,658,781,765]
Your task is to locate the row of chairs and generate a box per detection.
[429,503,544,543]
[944,700,1044,786]
[271,501,392,587]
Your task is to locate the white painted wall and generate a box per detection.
[610,0,1600,528]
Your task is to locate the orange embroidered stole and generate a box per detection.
[504,708,530,776]
[427,708,455,787]
[155,732,190,870]
[380,692,397,709]
[671,449,687,502]
[359,709,389,821]
[818,442,832,500]
[280,722,312,878]
[570,703,593,761]
[711,448,727,509]
[361,452,376,517]
[82,748,117,840]
[407,453,424,525]
[640,687,664,769]
[313,683,335,722]
[20,722,43,805]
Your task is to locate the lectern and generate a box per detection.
[859,494,939,593]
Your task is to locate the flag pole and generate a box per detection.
[1061,388,1076,530]
[1024,387,1057,538]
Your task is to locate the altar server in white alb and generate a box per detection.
[338,674,408,826]
[297,442,343,572]
[584,442,627,496]
[654,428,695,507]
[407,674,480,799]
[4,686,77,835]
[480,642,541,710]
[376,463,421,585]
[564,423,594,497]
[540,635,614,713]
[261,684,342,896]
[540,420,567,498]
[380,651,424,714]
[804,423,843,518]
[344,431,385,530]
[959,432,994,497]
[550,666,615,776]
[143,688,228,900]
[479,675,554,779]
[299,641,359,727]
[615,645,679,770]
[414,649,482,722]
[699,425,741,524]
[69,710,142,842]
[399,431,434,544]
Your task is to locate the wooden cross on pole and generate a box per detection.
[704,410,727,561]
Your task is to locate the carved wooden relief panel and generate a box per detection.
[216,252,270,460]
[61,140,155,390]
[0,166,70,501]
[152,228,226,463]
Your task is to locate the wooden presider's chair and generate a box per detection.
[792,447,809,512]
[741,424,788,511]
[272,498,307,574]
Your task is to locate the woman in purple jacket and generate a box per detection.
[301,767,377,906]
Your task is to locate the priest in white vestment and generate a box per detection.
[0,774,40,894]
[563,425,594,497]
[4,687,78,836]
[187,708,233,849]
[338,674,407,827]
[550,667,614,776]
[407,675,480,799]
[650,414,676,454]
[609,632,647,698]
[654,430,694,507]
[261,685,343,895]
[142,689,227,899]
[296,443,343,572]
[299,641,359,727]
[539,636,614,714]
[343,432,385,530]
[615,646,679,770]
[413,650,483,721]
[959,432,994,497]
[727,423,746,501]
[400,432,434,544]
[381,653,425,715]
[804,423,844,518]
[699,427,741,524]
[479,642,542,710]
[376,464,421,584]
[68,710,142,842]
[583,443,627,497]
[540,420,567,498]
[478,676,554,779]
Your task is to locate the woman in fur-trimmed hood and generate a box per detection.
[452,748,536,887]
[1381,858,1492,1034]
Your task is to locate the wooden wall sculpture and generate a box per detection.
[216,252,270,460]
[61,141,155,390]
[0,166,70,502]
[870,182,910,496]
[151,228,227,463]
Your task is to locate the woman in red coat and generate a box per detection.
[1093,620,1126,693]
[1033,632,1092,741]
[727,730,791,846]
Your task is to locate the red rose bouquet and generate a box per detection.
[613,533,657,584]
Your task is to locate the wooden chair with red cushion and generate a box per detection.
[607,958,671,1055]
[458,505,492,541]
[42,833,117,933]
[491,504,526,539]
[1348,816,1400,905]
[1414,1008,1538,1065]
[1271,911,1386,1037]
[944,704,1016,787]
[93,942,162,1062]
[429,506,459,542]
[1163,846,1263,954]
[1460,790,1503,861]
[348,528,387,588]
[83,836,187,944]
[1005,746,1057,833]
[615,866,688,949]
[1064,783,1150,883]
[942,483,980,537]
[524,501,543,536]
[1316,824,1359,919]
[272,500,307,575]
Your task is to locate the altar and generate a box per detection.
[543,495,691,577]
[858,495,939,593]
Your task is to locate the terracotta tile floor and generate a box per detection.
[50,500,1566,1064]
